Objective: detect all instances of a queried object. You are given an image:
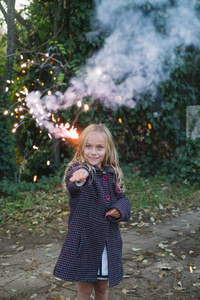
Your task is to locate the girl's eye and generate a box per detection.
[97,146,103,149]
[86,145,91,148]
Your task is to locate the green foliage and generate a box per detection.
[0,114,16,180]
[21,135,56,181]
[1,0,200,188]
[0,173,62,196]
[158,139,200,185]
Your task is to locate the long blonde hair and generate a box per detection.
[63,123,125,191]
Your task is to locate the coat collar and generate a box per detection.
[94,165,115,174]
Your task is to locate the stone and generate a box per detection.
[186,105,200,139]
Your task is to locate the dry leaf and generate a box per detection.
[161,265,172,270]
[136,255,145,261]
[193,283,200,287]
[159,271,166,278]
[30,293,38,299]
[132,248,142,252]
[122,289,127,294]
[1,263,10,266]
[174,286,185,290]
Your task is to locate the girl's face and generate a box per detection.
[83,132,106,169]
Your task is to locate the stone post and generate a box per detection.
[186,106,200,140]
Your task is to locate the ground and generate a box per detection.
[1,202,200,299]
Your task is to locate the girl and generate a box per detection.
[53,124,131,300]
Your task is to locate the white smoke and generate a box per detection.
[25,0,200,137]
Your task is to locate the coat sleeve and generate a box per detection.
[106,193,131,223]
[65,163,90,197]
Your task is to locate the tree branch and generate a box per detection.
[15,11,31,30]
[2,0,31,29]
[0,2,7,22]
[0,21,64,59]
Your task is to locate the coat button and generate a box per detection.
[103,175,108,180]
[106,195,110,201]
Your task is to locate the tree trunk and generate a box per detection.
[53,135,61,170]
[0,0,16,96]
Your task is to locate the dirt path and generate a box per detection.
[1,209,200,300]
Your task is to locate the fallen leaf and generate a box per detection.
[158,243,165,249]
[136,255,145,261]
[150,216,155,222]
[164,293,174,296]
[46,244,53,247]
[133,285,138,289]
[159,271,166,278]
[174,286,185,290]
[17,246,24,251]
[60,211,69,216]
[48,283,57,292]
[174,273,181,279]
[30,294,38,299]
[132,248,142,252]
[142,259,149,265]
[155,252,166,257]
[161,265,172,270]
[169,252,175,257]
[130,222,138,226]
[193,283,200,287]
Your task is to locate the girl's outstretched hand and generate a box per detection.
[70,169,89,182]
[105,208,121,219]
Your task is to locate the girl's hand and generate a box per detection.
[105,208,121,219]
[70,169,89,183]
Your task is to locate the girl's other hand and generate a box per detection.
[105,208,121,219]
[70,169,89,183]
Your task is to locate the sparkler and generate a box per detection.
[4,52,95,148]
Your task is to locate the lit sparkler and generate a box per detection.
[6,54,85,142]
[24,91,79,139]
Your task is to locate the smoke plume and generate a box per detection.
[25,0,200,136]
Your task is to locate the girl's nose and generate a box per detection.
[91,147,97,154]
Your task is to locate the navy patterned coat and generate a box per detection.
[53,163,131,288]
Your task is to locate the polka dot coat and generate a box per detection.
[53,163,131,288]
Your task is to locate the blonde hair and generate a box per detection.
[63,124,125,191]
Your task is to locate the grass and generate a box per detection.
[125,174,200,210]
[0,173,200,234]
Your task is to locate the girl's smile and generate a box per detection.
[83,132,106,168]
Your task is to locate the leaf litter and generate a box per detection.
[1,185,200,299]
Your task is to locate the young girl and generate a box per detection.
[53,123,131,300]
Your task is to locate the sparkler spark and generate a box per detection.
[33,145,38,149]
[84,104,89,111]
[25,91,79,140]
[77,101,82,107]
